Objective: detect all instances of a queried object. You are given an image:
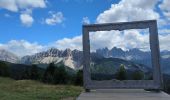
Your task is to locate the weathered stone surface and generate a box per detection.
[77,89,170,100]
[82,20,163,89]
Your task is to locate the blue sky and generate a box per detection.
[0,0,119,44]
[0,0,170,56]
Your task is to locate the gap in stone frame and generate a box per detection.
[89,28,153,81]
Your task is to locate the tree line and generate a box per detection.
[0,61,83,86]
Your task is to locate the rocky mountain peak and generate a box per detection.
[62,48,72,57]
[96,47,109,58]
[128,48,142,53]
[111,47,124,52]
[46,48,62,57]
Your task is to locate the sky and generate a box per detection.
[0,0,170,57]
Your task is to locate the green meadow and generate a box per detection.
[0,77,83,100]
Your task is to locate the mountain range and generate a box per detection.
[0,49,19,63]
[95,47,170,74]
[20,48,83,69]
[0,47,170,74]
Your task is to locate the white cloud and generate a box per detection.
[16,0,46,9]
[52,0,170,52]
[96,0,159,23]
[159,29,170,34]
[157,18,169,27]
[20,13,34,27]
[159,0,170,20]
[54,36,82,50]
[0,40,44,57]
[82,17,90,24]
[159,34,170,51]
[121,0,158,9]
[52,30,149,51]
[45,11,65,25]
[0,0,46,27]
[89,30,150,51]
[0,0,46,12]
[0,0,18,12]
[52,29,170,52]
[159,0,170,11]
[0,32,170,57]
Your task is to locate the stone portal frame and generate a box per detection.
[82,20,163,90]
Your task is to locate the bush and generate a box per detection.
[21,67,30,79]
[30,64,39,80]
[0,62,10,77]
[132,71,144,80]
[42,63,70,84]
[54,65,68,84]
[42,63,55,83]
[21,64,40,80]
[115,64,126,80]
[74,70,83,86]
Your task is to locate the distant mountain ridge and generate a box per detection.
[90,57,152,80]
[96,47,152,61]
[0,47,170,74]
[0,49,19,63]
[96,47,170,74]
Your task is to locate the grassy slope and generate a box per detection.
[0,77,83,100]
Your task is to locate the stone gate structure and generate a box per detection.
[82,20,163,92]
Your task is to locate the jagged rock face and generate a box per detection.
[62,48,72,57]
[96,47,151,60]
[1,46,170,73]
[96,47,146,59]
[21,48,62,64]
[20,48,83,69]
[96,47,109,58]
[72,49,83,69]
[46,48,63,57]
[19,47,170,72]
[110,47,125,58]
[0,49,19,63]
